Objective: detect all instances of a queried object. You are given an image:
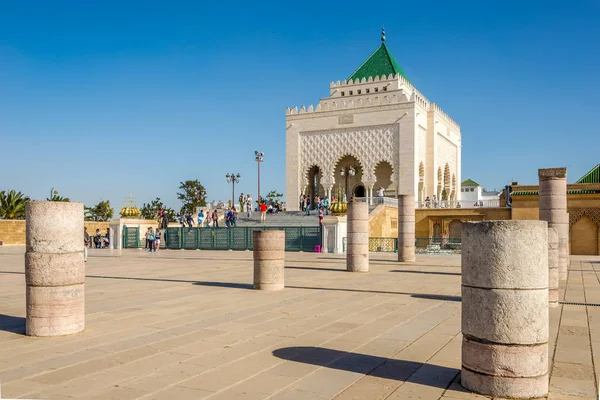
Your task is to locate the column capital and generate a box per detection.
[538,168,567,180]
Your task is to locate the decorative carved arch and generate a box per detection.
[569,208,600,228]
[299,124,399,190]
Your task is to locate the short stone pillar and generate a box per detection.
[253,230,285,291]
[346,202,369,272]
[548,227,559,307]
[26,201,85,337]
[538,168,568,281]
[461,220,548,399]
[397,194,415,262]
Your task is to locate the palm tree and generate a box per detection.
[47,194,70,202]
[0,190,30,219]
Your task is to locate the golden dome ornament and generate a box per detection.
[119,195,141,218]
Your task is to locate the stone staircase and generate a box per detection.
[234,211,320,227]
[233,205,380,227]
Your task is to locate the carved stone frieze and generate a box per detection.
[569,208,600,228]
[299,124,399,186]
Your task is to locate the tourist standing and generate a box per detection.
[148,227,156,252]
[246,194,253,218]
[239,193,245,212]
[144,227,150,250]
[154,229,161,252]
[323,196,329,215]
[305,198,311,215]
[94,229,102,248]
[232,207,238,227]
[260,202,267,223]
[318,207,324,225]
[205,211,212,228]
[198,210,204,226]
[225,208,231,228]
[299,195,305,212]
[186,213,194,227]
[212,210,219,228]
[83,227,89,262]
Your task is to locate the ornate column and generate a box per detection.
[538,168,568,281]
[461,221,548,398]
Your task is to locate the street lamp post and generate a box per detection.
[225,173,241,209]
[255,151,264,204]
[340,166,356,201]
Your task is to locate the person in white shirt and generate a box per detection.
[246,194,253,218]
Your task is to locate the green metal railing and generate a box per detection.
[122,226,140,249]
[341,237,461,254]
[124,226,322,252]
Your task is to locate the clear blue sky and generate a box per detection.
[1,1,598,210]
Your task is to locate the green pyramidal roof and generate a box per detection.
[348,43,410,83]
[461,179,480,187]
[575,164,600,184]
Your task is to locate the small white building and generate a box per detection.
[461,179,500,207]
[285,31,462,211]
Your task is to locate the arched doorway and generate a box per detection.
[448,220,462,241]
[333,155,363,202]
[354,185,365,198]
[374,161,394,196]
[571,216,599,255]
[306,166,323,209]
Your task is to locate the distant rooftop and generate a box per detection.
[461,179,480,187]
[575,164,600,184]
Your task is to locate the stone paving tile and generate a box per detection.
[0,249,598,399]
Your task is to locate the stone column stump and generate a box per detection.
[346,202,369,272]
[253,230,285,291]
[548,227,559,307]
[461,220,549,399]
[397,194,416,262]
[538,168,568,281]
[26,201,85,337]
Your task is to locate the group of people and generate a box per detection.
[299,195,330,217]
[144,227,162,252]
[84,227,110,249]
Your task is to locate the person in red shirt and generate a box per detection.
[260,202,268,223]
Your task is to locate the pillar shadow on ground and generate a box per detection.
[191,281,460,301]
[0,314,26,334]
[272,346,459,387]
[285,265,346,272]
[389,269,461,276]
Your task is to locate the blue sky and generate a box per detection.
[1,1,598,210]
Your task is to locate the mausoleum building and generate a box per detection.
[285,32,462,211]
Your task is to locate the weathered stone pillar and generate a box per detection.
[548,227,559,307]
[346,202,369,272]
[538,168,568,281]
[397,194,416,262]
[461,220,548,398]
[253,230,285,290]
[26,202,85,337]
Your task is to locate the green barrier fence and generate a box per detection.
[125,226,322,252]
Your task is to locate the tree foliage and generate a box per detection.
[140,197,176,221]
[85,200,114,221]
[265,190,283,204]
[47,194,70,202]
[177,180,207,214]
[0,190,30,220]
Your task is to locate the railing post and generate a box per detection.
[123,226,127,249]
[179,227,183,249]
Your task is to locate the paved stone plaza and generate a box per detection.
[0,246,598,399]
